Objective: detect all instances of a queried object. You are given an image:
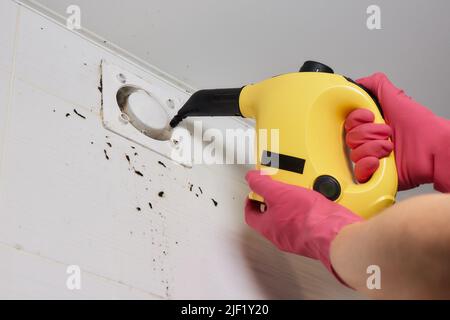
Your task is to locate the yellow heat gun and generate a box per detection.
[170,61,397,219]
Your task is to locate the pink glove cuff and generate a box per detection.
[355,73,450,192]
[244,170,363,288]
[433,119,450,193]
[310,214,362,287]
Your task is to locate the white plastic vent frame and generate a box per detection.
[101,60,192,167]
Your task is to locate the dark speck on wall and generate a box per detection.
[148,202,153,209]
[90,141,94,145]
[65,113,71,117]
[189,183,193,192]
[125,154,130,164]
[158,161,167,168]
[134,152,138,156]
[106,142,112,148]
[131,146,136,149]
[158,191,165,198]
[198,187,203,194]
[195,194,199,198]
[99,75,103,93]
[134,169,144,177]
[136,207,141,212]
[212,199,218,207]
[73,109,86,119]
[104,149,110,160]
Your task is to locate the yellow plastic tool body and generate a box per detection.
[239,72,398,219]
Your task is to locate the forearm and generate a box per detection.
[330,193,450,299]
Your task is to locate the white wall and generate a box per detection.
[25,0,450,111]
[0,0,361,299]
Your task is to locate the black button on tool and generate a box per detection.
[313,175,341,201]
[299,61,334,74]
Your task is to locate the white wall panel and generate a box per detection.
[0,1,363,299]
[0,0,18,73]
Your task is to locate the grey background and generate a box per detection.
[32,0,450,199]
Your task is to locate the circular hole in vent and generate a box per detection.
[116,86,172,141]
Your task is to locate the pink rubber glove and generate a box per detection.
[346,73,450,192]
[245,170,362,283]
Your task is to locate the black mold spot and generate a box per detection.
[104,149,110,160]
[106,142,112,148]
[131,146,136,149]
[98,73,103,94]
[73,109,86,119]
[158,191,165,198]
[195,194,199,198]
[90,141,94,145]
[134,152,138,156]
[198,187,203,194]
[65,113,71,117]
[148,202,153,209]
[125,154,131,164]
[136,207,141,212]
[134,169,144,177]
[212,199,218,207]
[158,161,167,168]
[189,183,193,192]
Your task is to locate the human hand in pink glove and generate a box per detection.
[346,73,450,192]
[245,170,362,282]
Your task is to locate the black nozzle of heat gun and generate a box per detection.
[169,115,184,128]
[169,88,243,128]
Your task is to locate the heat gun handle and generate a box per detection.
[344,77,385,119]
[303,80,398,218]
[337,83,398,218]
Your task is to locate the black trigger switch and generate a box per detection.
[313,175,341,201]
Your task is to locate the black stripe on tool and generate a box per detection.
[261,150,306,174]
